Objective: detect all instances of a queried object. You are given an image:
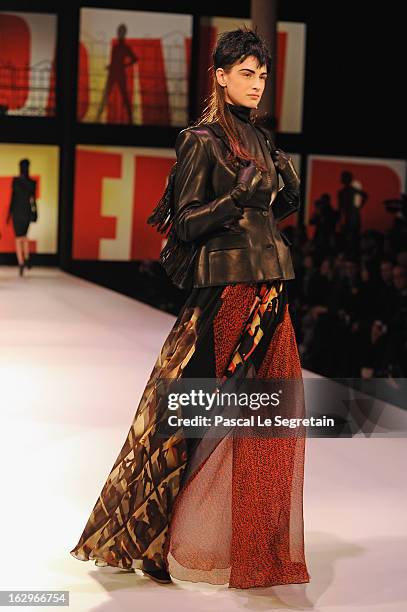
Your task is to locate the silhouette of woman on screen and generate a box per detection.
[96,23,138,124]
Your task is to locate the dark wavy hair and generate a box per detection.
[191,25,272,171]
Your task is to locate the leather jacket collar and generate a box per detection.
[226,102,252,123]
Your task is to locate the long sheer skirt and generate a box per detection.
[70,279,311,589]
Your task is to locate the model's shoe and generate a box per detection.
[19,264,24,277]
[141,567,172,584]
[25,257,32,269]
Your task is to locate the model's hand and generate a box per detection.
[271,149,291,171]
[230,160,262,206]
[271,150,300,193]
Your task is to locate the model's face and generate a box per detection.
[216,55,268,109]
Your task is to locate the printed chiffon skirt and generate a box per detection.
[70,279,311,589]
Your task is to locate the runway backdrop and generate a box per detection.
[305,156,407,235]
[77,8,193,126]
[76,9,305,133]
[0,11,57,116]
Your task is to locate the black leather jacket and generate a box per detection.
[173,103,301,288]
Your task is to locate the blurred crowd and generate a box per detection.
[286,193,407,380]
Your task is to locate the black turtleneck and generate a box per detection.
[226,102,252,123]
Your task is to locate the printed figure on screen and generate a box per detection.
[96,23,139,124]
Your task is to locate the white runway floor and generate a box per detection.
[1,265,406,612]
